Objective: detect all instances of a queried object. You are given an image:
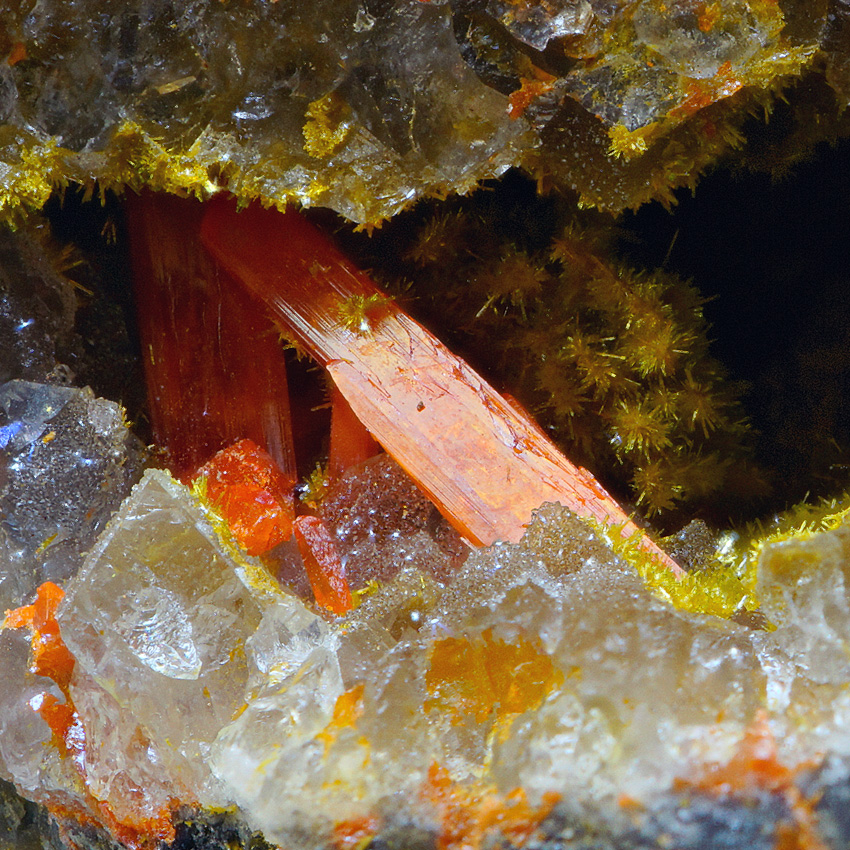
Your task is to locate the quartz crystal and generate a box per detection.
[0,0,836,220]
[0,380,144,614]
[57,468,328,813]
[201,503,816,848]
[8,478,850,847]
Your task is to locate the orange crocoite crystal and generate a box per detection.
[126,190,297,483]
[4,583,88,771]
[328,383,381,478]
[194,438,295,555]
[4,580,75,691]
[294,514,353,614]
[200,198,683,576]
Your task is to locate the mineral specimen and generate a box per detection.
[0,380,144,615]
[363,192,766,522]
[4,4,850,850]
[318,454,468,589]
[8,488,850,848]
[126,191,296,482]
[4,468,329,843]
[200,197,680,573]
[0,0,842,222]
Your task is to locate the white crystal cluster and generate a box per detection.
[4,466,850,848]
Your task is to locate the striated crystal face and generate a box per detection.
[0,380,144,614]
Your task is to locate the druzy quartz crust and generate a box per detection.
[4,2,850,850]
[0,0,845,222]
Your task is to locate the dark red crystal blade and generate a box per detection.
[127,190,297,489]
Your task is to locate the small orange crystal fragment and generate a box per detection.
[681,711,827,850]
[4,583,86,765]
[422,764,559,850]
[333,816,379,850]
[200,198,682,576]
[294,515,353,614]
[508,73,556,120]
[194,438,294,555]
[318,684,366,755]
[5,580,75,690]
[7,41,26,66]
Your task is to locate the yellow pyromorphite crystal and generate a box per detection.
[303,92,353,159]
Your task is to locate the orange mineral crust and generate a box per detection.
[680,711,827,850]
[422,765,560,850]
[200,198,682,576]
[424,630,563,731]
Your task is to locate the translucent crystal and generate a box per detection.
[58,468,325,807]
[633,0,778,80]
[756,520,850,685]
[319,454,468,588]
[207,505,771,846]
[0,381,144,613]
[0,0,822,218]
[0,628,81,807]
[484,0,595,51]
[0,225,77,386]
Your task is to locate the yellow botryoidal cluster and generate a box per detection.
[384,205,768,524]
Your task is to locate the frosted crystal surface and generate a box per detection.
[0,381,144,613]
[58,469,326,807]
[11,487,850,846]
[756,522,850,686]
[201,505,850,847]
[319,454,469,588]
[205,506,760,845]
[633,0,773,79]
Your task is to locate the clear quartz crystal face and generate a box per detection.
[484,0,595,50]
[58,469,324,803]
[633,0,776,79]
